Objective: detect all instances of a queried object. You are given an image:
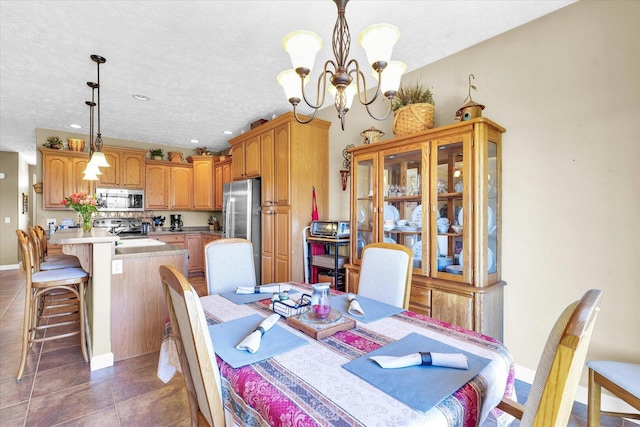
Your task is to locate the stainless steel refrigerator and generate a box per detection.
[222,178,261,284]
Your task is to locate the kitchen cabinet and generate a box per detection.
[40,148,94,209]
[151,233,185,247]
[171,166,193,210]
[229,113,329,284]
[189,156,214,210]
[214,159,232,210]
[345,118,505,340]
[186,234,201,275]
[230,134,261,180]
[98,147,146,189]
[144,161,193,210]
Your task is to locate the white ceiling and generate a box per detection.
[0,0,575,165]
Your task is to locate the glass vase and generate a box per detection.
[81,215,92,232]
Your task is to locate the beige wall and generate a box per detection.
[34,129,213,230]
[320,0,640,378]
[0,151,30,266]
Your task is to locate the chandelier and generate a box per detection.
[83,54,110,180]
[277,0,406,130]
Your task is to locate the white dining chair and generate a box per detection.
[203,238,256,295]
[357,242,413,309]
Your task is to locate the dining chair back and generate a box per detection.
[15,229,89,382]
[497,289,603,427]
[587,360,640,426]
[159,265,226,426]
[357,242,413,309]
[204,238,256,295]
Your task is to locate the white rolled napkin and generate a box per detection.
[236,284,291,295]
[370,352,469,370]
[235,313,280,353]
[347,293,365,316]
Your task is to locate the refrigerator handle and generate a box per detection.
[225,196,233,237]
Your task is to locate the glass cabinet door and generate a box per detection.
[352,152,377,262]
[380,144,426,273]
[486,139,499,277]
[430,133,472,283]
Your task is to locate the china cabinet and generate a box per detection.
[345,118,505,340]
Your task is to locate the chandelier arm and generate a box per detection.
[300,60,335,110]
[348,60,383,107]
[292,103,320,125]
[364,96,394,122]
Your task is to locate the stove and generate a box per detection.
[93,218,147,238]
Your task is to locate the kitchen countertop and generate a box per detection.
[147,227,223,236]
[113,243,187,258]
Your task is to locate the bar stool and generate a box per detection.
[15,229,89,382]
[30,225,81,269]
[587,360,640,426]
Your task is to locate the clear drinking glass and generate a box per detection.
[311,283,331,320]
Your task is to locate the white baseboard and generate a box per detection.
[90,352,114,371]
[0,263,20,271]
[515,364,640,423]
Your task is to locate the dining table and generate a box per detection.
[158,282,516,427]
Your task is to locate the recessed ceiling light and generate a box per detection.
[132,94,150,101]
[69,124,82,129]
[223,130,233,135]
[190,139,199,143]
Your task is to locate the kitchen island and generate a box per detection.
[49,228,188,369]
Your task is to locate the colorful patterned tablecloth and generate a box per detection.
[160,283,516,427]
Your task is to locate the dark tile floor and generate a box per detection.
[0,269,631,426]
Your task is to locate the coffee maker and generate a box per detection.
[170,214,183,231]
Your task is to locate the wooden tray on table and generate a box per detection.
[287,309,355,340]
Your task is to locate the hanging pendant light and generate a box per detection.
[278,0,405,130]
[87,54,109,168]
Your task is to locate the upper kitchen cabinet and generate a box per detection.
[214,158,232,210]
[230,134,261,180]
[346,118,505,340]
[145,161,193,210]
[98,147,146,189]
[189,156,214,211]
[40,148,94,209]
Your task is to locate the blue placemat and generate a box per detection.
[332,294,405,323]
[220,288,299,305]
[209,314,308,368]
[342,332,491,413]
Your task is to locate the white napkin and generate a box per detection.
[235,313,280,353]
[370,352,469,370]
[236,284,291,295]
[348,294,365,316]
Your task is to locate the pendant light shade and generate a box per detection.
[88,151,110,168]
[282,30,323,72]
[358,23,401,67]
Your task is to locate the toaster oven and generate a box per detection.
[310,220,350,239]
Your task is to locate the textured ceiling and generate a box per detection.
[0,0,574,165]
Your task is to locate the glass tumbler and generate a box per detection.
[311,283,331,320]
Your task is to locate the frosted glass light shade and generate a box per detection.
[88,151,110,167]
[277,69,309,101]
[358,23,400,67]
[83,162,102,176]
[329,83,357,110]
[372,60,406,95]
[282,30,323,72]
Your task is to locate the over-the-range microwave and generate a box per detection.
[96,188,144,211]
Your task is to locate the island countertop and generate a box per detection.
[49,227,119,244]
